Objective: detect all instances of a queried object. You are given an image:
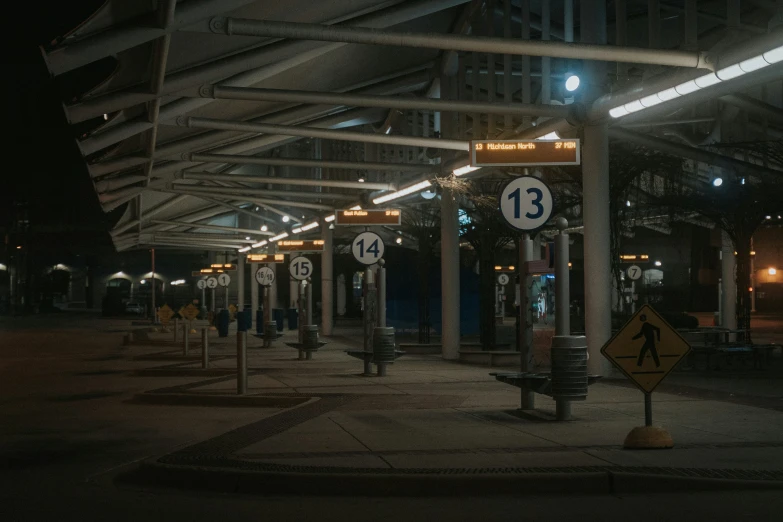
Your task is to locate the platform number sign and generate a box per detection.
[352,232,385,265]
[206,276,218,289]
[255,266,275,286]
[217,273,231,287]
[289,257,313,281]
[497,273,510,286]
[498,176,554,232]
[627,265,642,281]
[196,279,207,290]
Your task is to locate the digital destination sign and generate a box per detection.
[276,240,325,252]
[335,209,401,226]
[471,139,580,167]
[247,254,286,263]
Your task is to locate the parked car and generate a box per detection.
[125,302,144,315]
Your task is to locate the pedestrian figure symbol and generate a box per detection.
[632,314,661,367]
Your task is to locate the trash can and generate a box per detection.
[550,335,588,401]
[217,309,230,338]
[287,308,298,330]
[273,309,284,332]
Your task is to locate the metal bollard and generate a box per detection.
[550,335,588,421]
[201,328,209,369]
[303,324,318,360]
[237,330,247,395]
[183,322,189,356]
[174,318,180,343]
[264,321,277,348]
[372,326,395,376]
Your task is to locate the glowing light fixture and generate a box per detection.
[712,177,723,187]
[282,216,290,223]
[769,267,777,275]
[373,180,432,204]
[453,165,480,176]
[565,75,580,92]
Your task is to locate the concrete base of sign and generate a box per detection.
[623,426,674,449]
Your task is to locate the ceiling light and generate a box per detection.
[453,165,480,176]
[301,222,319,231]
[349,205,362,210]
[245,236,251,240]
[763,45,783,64]
[291,227,303,234]
[674,80,699,96]
[626,200,631,207]
[565,74,580,92]
[716,64,745,81]
[140,279,147,284]
[282,216,290,223]
[395,237,402,244]
[357,173,366,183]
[373,180,432,204]
[694,73,721,88]
[239,246,251,252]
[255,206,260,211]
[656,88,680,102]
[739,55,768,73]
[536,131,560,140]
[769,267,777,275]
[609,106,630,118]
[324,215,335,222]
[654,261,662,267]
[623,100,645,113]
[270,233,288,242]
[252,240,269,248]
[421,190,436,200]
[712,177,723,187]
[260,225,268,231]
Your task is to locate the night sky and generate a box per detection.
[2,2,114,254]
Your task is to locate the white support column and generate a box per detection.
[251,268,259,329]
[269,262,278,313]
[441,187,461,360]
[582,124,613,377]
[721,231,737,331]
[237,254,245,310]
[321,223,334,335]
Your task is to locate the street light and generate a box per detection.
[712,177,723,187]
[654,261,662,267]
[565,74,580,92]
[769,267,777,275]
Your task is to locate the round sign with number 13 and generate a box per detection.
[498,176,554,232]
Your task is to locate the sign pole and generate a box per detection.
[201,287,206,311]
[211,288,216,312]
[645,393,653,427]
[377,260,386,328]
[306,278,313,326]
[519,234,535,410]
[225,285,229,310]
[151,248,157,324]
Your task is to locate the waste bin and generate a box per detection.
[217,309,230,338]
[273,308,284,332]
[287,307,298,330]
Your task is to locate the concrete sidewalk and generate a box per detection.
[117,323,783,495]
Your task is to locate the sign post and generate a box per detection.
[498,177,554,411]
[218,272,231,309]
[601,304,691,448]
[197,279,207,313]
[256,266,276,347]
[206,276,218,312]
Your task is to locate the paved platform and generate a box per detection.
[113,322,783,494]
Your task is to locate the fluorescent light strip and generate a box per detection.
[349,205,362,210]
[238,246,251,252]
[291,227,303,234]
[536,131,560,140]
[301,222,319,231]
[251,240,268,248]
[609,46,780,119]
[324,215,335,222]
[269,233,288,242]
[453,165,480,176]
[373,180,432,205]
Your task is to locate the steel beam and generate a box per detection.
[211,18,706,68]
[180,172,394,191]
[208,86,572,118]
[160,189,334,211]
[45,0,257,75]
[190,153,436,173]
[181,117,470,151]
[167,183,359,200]
[149,220,275,236]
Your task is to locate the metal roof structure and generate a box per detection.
[44,0,783,254]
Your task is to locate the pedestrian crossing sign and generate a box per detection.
[601,305,691,394]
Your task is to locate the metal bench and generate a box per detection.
[490,372,603,397]
[346,349,405,376]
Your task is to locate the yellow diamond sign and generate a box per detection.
[601,305,691,394]
[181,303,200,321]
[157,304,174,325]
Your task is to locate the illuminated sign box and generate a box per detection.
[247,254,286,263]
[191,268,225,276]
[276,240,325,252]
[470,139,580,167]
[335,209,401,226]
[210,263,236,271]
[619,255,649,263]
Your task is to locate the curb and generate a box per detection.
[131,393,312,408]
[133,368,246,377]
[120,459,783,497]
